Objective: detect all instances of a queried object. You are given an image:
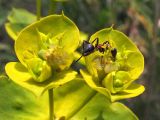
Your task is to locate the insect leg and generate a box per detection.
[91,37,99,46]
[102,41,109,45]
[95,38,99,47]
[103,41,110,50]
[75,55,83,62]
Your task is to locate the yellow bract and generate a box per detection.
[81,27,145,102]
[5,14,79,96]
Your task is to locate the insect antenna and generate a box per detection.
[75,55,83,63]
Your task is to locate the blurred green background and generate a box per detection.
[0,0,160,119]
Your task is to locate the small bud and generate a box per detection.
[38,49,48,60]
[113,79,124,88]
[25,58,52,82]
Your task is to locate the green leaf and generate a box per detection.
[5,8,36,40]
[0,76,138,120]
[0,76,48,120]
[5,62,77,97]
[54,80,138,120]
[7,8,36,24]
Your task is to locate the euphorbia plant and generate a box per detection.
[3,7,145,120]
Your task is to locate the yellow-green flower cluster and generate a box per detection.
[5,14,79,96]
[5,14,144,101]
[80,28,145,102]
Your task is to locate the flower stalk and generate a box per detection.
[49,0,56,15]
[48,88,54,120]
[36,0,41,20]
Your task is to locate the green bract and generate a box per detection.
[5,14,80,96]
[5,8,36,40]
[80,27,145,102]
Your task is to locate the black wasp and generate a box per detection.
[75,37,117,62]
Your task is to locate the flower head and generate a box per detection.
[80,27,145,102]
[5,14,80,96]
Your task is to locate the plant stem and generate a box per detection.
[48,88,54,120]
[36,0,42,20]
[48,0,56,15]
